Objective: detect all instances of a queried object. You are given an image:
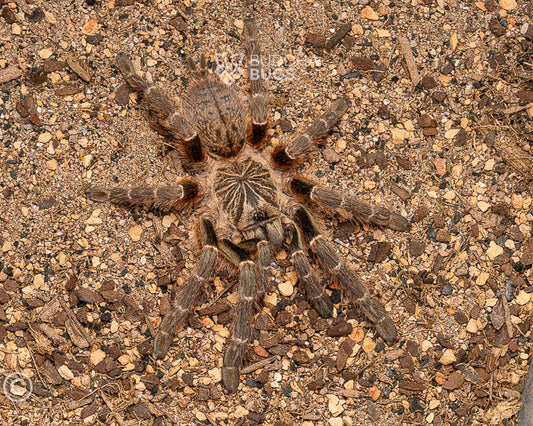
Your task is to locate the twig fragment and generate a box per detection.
[58,297,93,348]
[494,134,533,180]
[502,103,532,115]
[99,390,127,426]
[398,34,421,86]
[500,294,513,339]
[241,356,277,374]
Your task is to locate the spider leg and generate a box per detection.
[231,237,274,300]
[218,239,261,392]
[186,53,209,80]
[243,19,269,147]
[256,240,273,301]
[116,53,205,163]
[287,223,333,318]
[290,176,410,231]
[292,206,398,343]
[86,178,201,211]
[272,97,349,168]
[154,218,218,358]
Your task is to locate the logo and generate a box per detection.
[213,52,306,86]
[3,372,33,402]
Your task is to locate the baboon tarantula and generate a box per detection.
[87,20,410,392]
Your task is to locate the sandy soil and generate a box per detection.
[0,0,532,425]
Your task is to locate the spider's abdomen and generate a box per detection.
[214,157,278,230]
[183,80,247,158]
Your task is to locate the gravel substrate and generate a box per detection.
[0,0,531,425]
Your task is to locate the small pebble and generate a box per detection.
[441,283,453,296]
[46,159,58,171]
[505,282,514,301]
[466,318,479,333]
[439,349,456,365]
[278,281,294,297]
[360,6,379,20]
[486,241,504,260]
[38,48,53,59]
[362,336,376,353]
[128,225,143,242]
[478,201,491,212]
[499,0,517,11]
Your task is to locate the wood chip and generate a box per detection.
[54,84,83,96]
[494,134,533,180]
[241,356,277,374]
[0,65,21,84]
[32,323,67,346]
[16,95,42,126]
[169,14,187,31]
[326,22,351,51]
[59,297,93,348]
[443,371,464,390]
[490,299,505,330]
[65,317,91,348]
[398,34,421,86]
[67,56,92,82]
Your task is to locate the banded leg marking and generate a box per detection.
[86,178,201,211]
[154,218,218,358]
[287,224,333,318]
[220,240,260,392]
[293,206,398,343]
[272,98,349,168]
[290,176,410,232]
[244,19,269,146]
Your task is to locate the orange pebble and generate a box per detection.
[369,386,381,401]
[82,19,98,36]
[254,345,269,358]
[435,371,447,386]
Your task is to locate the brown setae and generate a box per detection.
[86,20,410,393]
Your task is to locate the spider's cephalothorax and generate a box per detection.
[214,158,279,230]
[87,20,410,393]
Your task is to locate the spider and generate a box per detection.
[86,20,410,393]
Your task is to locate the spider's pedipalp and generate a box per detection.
[272,97,350,168]
[264,218,284,250]
[154,218,219,358]
[290,176,411,231]
[256,240,273,299]
[287,224,333,318]
[293,206,398,343]
[86,179,201,211]
[244,19,269,146]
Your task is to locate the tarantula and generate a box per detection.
[87,20,410,392]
